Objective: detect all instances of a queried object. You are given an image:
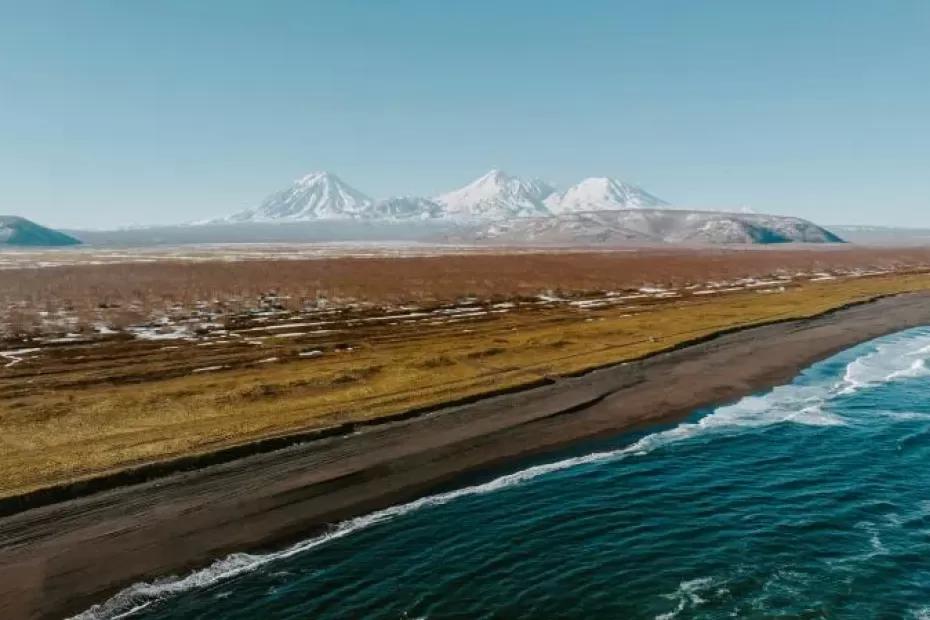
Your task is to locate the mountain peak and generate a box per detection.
[546,176,669,214]
[477,168,509,182]
[434,171,555,219]
[579,176,612,187]
[294,170,339,185]
[225,171,374,222]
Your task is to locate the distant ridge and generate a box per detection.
[454,209,845,245]
[0,216,82,246]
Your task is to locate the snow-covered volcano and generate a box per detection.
[432,169,556,219]
[223,172,374,222]
[545,177,669,213]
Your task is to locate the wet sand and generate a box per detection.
[2,292,930,620]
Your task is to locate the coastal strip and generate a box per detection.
[2,292,930,619]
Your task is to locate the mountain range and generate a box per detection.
[214,170,669,223]
[15,169,840,247]
[196,169,844,245]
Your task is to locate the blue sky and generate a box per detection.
[1,1,929,229]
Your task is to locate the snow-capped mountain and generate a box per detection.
[545,177,669,213]
[433,170,556,219]
[224,172,374,223]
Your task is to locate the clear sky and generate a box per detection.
[2,1,929,229]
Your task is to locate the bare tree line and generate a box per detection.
[2,248,929,340]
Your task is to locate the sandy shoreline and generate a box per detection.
[2,292,930,620]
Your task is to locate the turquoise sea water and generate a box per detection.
[80,327,930,619]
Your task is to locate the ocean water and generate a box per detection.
[79,326,930,620]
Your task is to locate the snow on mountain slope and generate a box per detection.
[473,212,658,245]
[224,172,374,222]
[433,170,556,219]
[368,196,445,220]
[457,209,844,246]
[545,177,669,213]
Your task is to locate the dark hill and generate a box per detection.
[0,216,82,246]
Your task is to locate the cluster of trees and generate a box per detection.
[1,248,925,340]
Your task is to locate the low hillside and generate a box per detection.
[0,216,81,246]
[458,209,844,245]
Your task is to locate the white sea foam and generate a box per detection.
[656,576,723,619]
[72,328,930,619]
[874,410,930,422]
[841,329,930,394]
[851,520,891,560]
[910,607,930,620]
